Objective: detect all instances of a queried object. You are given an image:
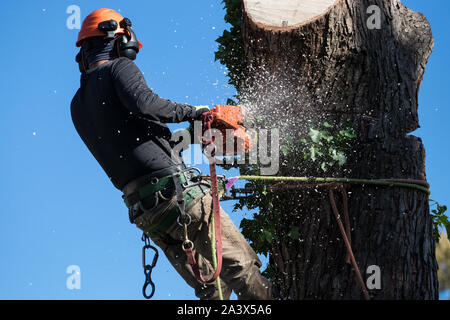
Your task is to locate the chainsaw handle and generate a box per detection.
[201,111,215,147]
[201,111,214,123]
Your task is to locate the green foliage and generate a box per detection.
[261,264,277,280]
[233,167,281,258]
[232,121,356,264]
[430,199,450,243]
[240,214,276,256]
[300,120,356,173]
[288,226,301,240]
[215,0,245,92]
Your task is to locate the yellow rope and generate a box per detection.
[210,211,223,300]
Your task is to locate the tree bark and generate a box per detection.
[241,0,438,299]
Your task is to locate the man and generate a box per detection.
[70,8,271,300]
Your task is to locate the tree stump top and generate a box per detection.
[244,0,338,29]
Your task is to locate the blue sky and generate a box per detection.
[0,0,448,300]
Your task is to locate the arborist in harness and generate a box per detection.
[70,8,272,300]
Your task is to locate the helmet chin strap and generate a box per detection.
[75,48,87,73]
[81,50,87,72]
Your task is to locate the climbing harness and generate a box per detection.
[132,169,209,300]
[141,233,159,299]
[134,111,227,300]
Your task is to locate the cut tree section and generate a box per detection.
[244,0,339,29]
[240,0,437,299]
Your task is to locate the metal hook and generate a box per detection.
[177,213,192,227]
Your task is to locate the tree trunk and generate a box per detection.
[241,0,438,299]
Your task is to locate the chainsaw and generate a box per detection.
[201,105,252,156]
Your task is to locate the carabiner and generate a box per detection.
[142,244,159,269]
[141,234,159,299]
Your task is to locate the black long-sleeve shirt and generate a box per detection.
[71,57,197,190]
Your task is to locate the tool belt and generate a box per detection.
[122,166,210,239]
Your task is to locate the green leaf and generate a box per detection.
[329,148,338,159]
[337,152,347,166]
[309,128,321,143]
[288,226,300,240]
[261,186,267,196]
[264,230,274,243]
[280,145,290,156]
[429,200,449,243]
[324,135,334,142]
[310,146,317,162]
[319,130,333,142]
[339,128,357,139]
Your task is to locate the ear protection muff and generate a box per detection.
[75,17,140,72]
[117,18,140,60]
[97,18,140,60]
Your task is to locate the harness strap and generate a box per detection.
[173,173,187,220]
[146,185,205,239]
[123,173,188,209]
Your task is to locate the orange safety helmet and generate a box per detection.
[76,8,143,49]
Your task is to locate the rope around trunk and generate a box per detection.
[238,176,430,195]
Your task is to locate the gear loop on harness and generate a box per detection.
[138,192,159,213]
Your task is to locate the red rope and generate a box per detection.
[184,112,223,283]
[269,181,371,299]
[329,185,370,300]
